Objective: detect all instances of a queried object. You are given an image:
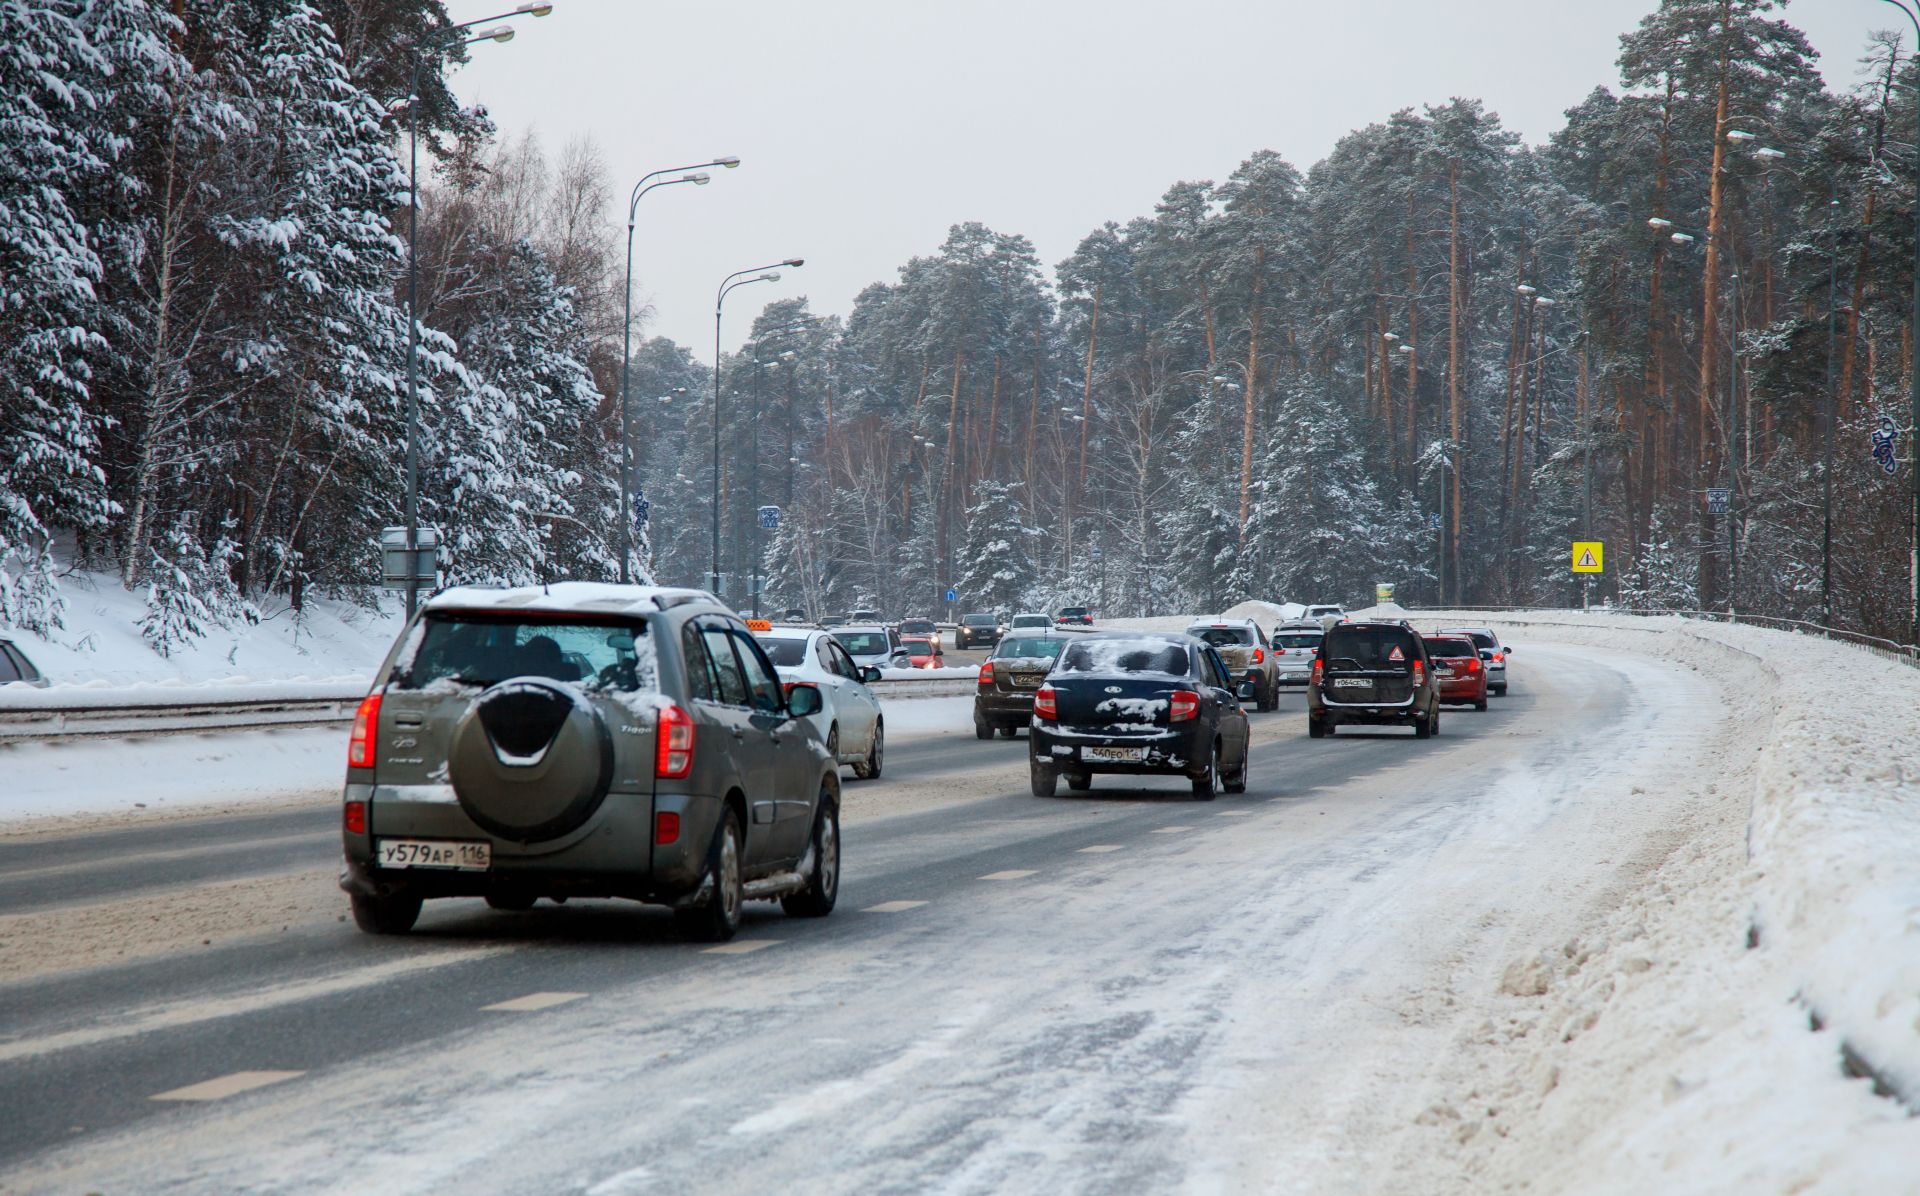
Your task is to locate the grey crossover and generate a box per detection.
[340,583,841,942]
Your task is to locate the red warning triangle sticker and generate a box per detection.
[1388,646,1404,662]
[1577,548,1597,568]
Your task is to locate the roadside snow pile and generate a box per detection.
[877,665,980,680]
[1220,599,1307,624]
[5,567,401,687]
[1426,611,1920,1192]
[0,677,369,709]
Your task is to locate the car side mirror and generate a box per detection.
[860,665,883,684]
[1506,645,1516,653]
[786,682,823,719]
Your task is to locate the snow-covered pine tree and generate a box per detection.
[953,481,1034,614]
[138,514,216,656]
[1617,513,1699,611]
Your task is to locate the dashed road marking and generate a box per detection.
[1152,826,1194,834]
[1077,845,1124,853]
[482,991,587,1013]
[978,870,1037,881]
[1216,811,1252,817]
[863,900,928,913]
[703,939,779,955]
[151,1070,305,1102]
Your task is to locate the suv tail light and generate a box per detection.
[978,661,995,686]
[1169,690,1199,723]
[1464,656,1481,673]
[1412,661,1426,688]
[656,704,695,778]
[1252,648,1264,664]
[1493,652,1505,663]
[348,693,382,769]
[1033,684,1058,721]
[1311,658,1323,685]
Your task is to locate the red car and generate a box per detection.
[1421,635,1488,711]
[901,635,944,669]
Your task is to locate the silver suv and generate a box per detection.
[340,583,841,942]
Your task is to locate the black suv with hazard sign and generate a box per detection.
[340,583,841,943]
[1307,620,1441,738]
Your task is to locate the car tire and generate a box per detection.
[1191,745,1218,800]
[825,724,840,765]
[1066,770,1091,791]
[998,725,1017,739]
[1224,749,1248,794]
[1414,709,1432,739]
[781,789,839,918]
[852,720,883,780]
[1494,684,1508,696]
[1030,761,1058,797]
[1308,715,1327,739]
[1474,698,1489,712]
[974,719,993,740]
[484,892,536,912]
[674,808,743,943]
[350,890,421,935]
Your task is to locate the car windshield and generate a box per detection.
[1277,633,1323,649]
[1189,627,1254,648]
[902,637,935,651]
[1323,627,1417,671]
[1423,638,1476,659]
[835,631,890,656]
[899,620,935,636]
[757,637,809,667]
[1058,639,1188,676]
[963,614,996,626]
[995,637,1065,660]
[400,616,655,692]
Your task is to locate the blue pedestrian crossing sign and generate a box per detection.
[944,587,958,603]
[757,505,781,530]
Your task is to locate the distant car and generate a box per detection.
[1029,633,1251,798]
[1270,623,1324,687]
[900,634,944,669]
[897,618,937,640]
[1302,604,1346,628]
[1308,620,1440,738]
[756,627,886,777]
[849,608,882,623]
[1185,619,1279,711]
[339,582,839,942]
[0,636,47,687]
[778,608,808,624]
[1055,606,1094,627]
[974,633,1067,738]
[955,612,1003,650]
[820,614,849,628]
[1421,634,1489,711]
[832,624,911,671]
[1437,626,1512,696]
[1009,612,1053,632]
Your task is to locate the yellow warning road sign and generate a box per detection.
[1571,541,1604,573]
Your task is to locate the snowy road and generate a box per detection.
[0,641,1725,1193]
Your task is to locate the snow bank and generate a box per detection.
[5,567,402,687]
[1420,610,1920,1191]
[877,665,979,680]
[1218,599,1308,625]
[0,677,369,710]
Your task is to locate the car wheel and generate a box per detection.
[350,890,421,935]
[484,892,536,912]
[1224,748,1248,794]
[674,808,743,943]
[852,720,883,780]
[1307,715,1327,739]
[1191,744,1218,800]
[1494,684,1508,696]
[1431,707,1441,736]
[1066,770,1092,791]
[1030,761,1058,797]
[825,724,840,764]
[1414,709,1432,739]
[1474,698,1489,712]
[782,789,839,918]
[974,718,993,740]
[998,725,1017,739]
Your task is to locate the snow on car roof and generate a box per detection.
[425,581,723,616]
[755,626,817,640]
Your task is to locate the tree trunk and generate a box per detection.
[1238,256,1264,544]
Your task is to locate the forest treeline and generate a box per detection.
[4,0,1917,650]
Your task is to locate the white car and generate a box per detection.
[1008,612,1053,632]
[1303,604,1346,628]
[756,627,886,778]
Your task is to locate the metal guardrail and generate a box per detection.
[0,675,979,742]
[1401,604,1920,670]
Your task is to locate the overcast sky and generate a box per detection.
[446,0,1904,361]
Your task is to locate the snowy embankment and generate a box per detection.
[1412,610,1920,1192]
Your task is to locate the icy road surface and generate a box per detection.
[0,642,1722,1193]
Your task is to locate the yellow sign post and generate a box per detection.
[1571,541,1604,573]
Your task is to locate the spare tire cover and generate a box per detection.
[449,678,614,842]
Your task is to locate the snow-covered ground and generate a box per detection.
[3,568,402,689]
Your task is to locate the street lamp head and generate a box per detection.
[1516,284,1537,297]
[477,25,514,41]
[1725,129,1756,144]
[1754,147,1787,162]
[1647,217,1673,232]
[1397,343,1417,354]
[1533,297,1557,308]
[714,156,742,169]
[684,172,711,185]
[515,1,554,15]
[784,258,805,268]
[1383,332,1399,342]
[758,272,781,282]
[1670,232,1695,246]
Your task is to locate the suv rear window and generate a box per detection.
[400,616,655,692]
[1189,627,1254,648]
[995,636,1065,660]
[1276,633,1322,649]
[1423,638,1476,659]
[1322,626,1418,671]
[1058,639,1188,676]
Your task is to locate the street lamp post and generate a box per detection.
[615,156,740,584]
[402,3,553,619]
[1823,194,1842,625]
[711,260,804,599]
[1890,0,1920,643]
